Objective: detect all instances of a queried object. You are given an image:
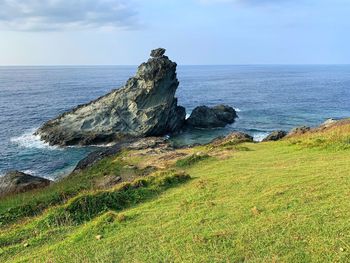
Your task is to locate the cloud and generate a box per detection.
[0,0,138,31]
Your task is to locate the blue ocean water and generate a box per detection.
[0,65,349,179]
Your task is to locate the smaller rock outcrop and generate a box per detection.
[262,130,287,142]
[287,126,311,137]
[186,105,238,128]
[0,170,51,197]
[73,137,171,172]
[317,118,350,131]
[320,118,338,128]
[211,132,253,147]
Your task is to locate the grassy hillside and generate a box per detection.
[1,123,350,262]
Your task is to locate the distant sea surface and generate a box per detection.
[1,65,349,179]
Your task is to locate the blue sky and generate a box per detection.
[0,0,349,65]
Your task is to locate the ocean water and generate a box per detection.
[0,65,349,179]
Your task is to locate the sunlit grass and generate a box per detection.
[1,123,350,262]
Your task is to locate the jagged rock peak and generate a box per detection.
[150,48,166,58]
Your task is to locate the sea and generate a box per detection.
[1,65,349,179]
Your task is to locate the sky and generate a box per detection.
[0,0,349,65]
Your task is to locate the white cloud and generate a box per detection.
[0,0,138,31]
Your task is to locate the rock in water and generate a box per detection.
[0,170,51,197]
[186,105,237,128]
[36,48,186,146]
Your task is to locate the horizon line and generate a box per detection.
[0,63,350,67]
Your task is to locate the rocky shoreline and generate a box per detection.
[2,117,348,197]
[35,48,237,146]
[2,48,349,198]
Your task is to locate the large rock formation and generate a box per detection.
[36,48,186,146]
[186,105,238,128]
[0,170,51,197]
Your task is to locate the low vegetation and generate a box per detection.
[175,153,210,167]
[1,123,350,262]
[288,122,350,150]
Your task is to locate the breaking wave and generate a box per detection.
[10,129,57,150]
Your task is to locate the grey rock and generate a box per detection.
[96,175,122,189]
[0,170,51,197]
[211,132,253,146]
[320,118,338,128]
[73,137,171,172]
[287,126,311,137]
[262,130,287,142]
[186,105,238,128]
[321,118,339,126]
[317,118,350,131]
[36,48,185,146]
[150,48,166,58]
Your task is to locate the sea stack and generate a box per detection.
[36,48,186,146]
[186,105,237,128]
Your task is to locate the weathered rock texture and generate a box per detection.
[150,48,166,58]
[286,126,311,137]
[73,137,171,172]
[36,49,186,146]
[262,130,287,142]
[286,118,350,138]
[186,105,238,128]
[211,132,254,146]
[0,171,51,197]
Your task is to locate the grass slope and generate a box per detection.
[1,124,350,262]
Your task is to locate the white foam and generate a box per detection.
[253,132,270,142]
[22,169,38,176]
[0,170,40,178]
[185,113,190,120]
[235,108,242,112]
[10,129,58,150]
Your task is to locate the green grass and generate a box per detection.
[175,153,210,167]
[1,124,350,262]
[0,156,125,226]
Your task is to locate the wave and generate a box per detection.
[0,169,38,177]
[22,169,38,176]
[10,129,58,150]
[235,108,242,112]
[252,132,270,142]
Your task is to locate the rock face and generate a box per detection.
[73,137,171,172]
[186,105,237,128]
[150,48,166,58]
[287,126,311,137]
[211,132,254,146]
[0,171,51,197]
[36,48,186,146]
[262,130,287,142]
[320,118,338,128]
